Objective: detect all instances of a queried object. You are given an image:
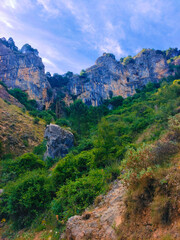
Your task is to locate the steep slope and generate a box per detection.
[65,114,180,240]
[0,89,45,156]
[0,37,51,109]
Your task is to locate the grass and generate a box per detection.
[0,98,45,156]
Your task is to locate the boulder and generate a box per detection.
[44,124,74,159]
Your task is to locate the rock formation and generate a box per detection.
[65,180,126,240]
[44,124,74,159]
[63,49,180,106]
[0,37,179,108]
[0,37,51,109]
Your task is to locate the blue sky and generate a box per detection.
[0,0,180,74]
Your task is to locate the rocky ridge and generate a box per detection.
[0,37,180,108]
[63,49,180,106]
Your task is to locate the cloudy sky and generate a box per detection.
[0,0,179,74]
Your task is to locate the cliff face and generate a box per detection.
[0,38,51,109]
[65,49,179,106]
[0,37,179,108]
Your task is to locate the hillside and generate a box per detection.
[0,76,179,239]
[0,85,45,157]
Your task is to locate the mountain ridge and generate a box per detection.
[0,37,180,108]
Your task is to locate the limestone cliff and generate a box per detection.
[0,37,51,109]
[63,48,180,106]
[0,37,179,108]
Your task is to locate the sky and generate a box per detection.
[0,0,180,74]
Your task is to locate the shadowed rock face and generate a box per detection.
[44,124,74,159]
[0,37,51,109]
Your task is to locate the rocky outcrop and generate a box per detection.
[0,37,51,109]
[64,49,180,106]
[44,124,74,159]
[65,180,126,240]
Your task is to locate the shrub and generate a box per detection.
[151,195,171,225]
[1,170,52,229]
[80,69,87,78]
[52,151,95,189]
[0,140,3,159]
[123,56,135,65]
[33,141,47,156]
[51,169,109,220]
[55,118,70,127]
[1,153,45,184]
[33,117,39,124]
[9,88,37,110]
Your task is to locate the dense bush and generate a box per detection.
[9,88,37,110]
[0,170,53,229]
[29,109,55,124]
[1,153,45,184]
[33,140,47,157]
[51,169,109,220]
[123,56,135,64]
[52,151,95,189]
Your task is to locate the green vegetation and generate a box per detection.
[52,169,109,220]
[1,170,52,229]
[80,69,87,77]
[123,55,135,64]
[9,88,37,110]
[0,73,180,238]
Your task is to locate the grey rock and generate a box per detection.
[0,38,52,109]
[61,48,180,106]
[44,124,74,159]
[21,43,39,56]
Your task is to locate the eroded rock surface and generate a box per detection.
[44,124,74,159]
[65,180,126,240]
[65,49,179,106]
[0,37,51,109]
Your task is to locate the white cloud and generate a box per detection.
[37,0,59,16]
[98,38,125,58]
[2,0,17,9]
